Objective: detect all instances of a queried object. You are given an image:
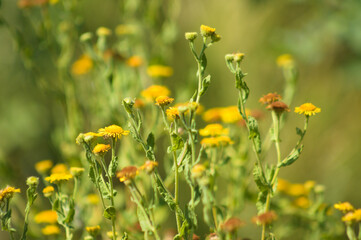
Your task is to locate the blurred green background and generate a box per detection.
[1,0,361,238]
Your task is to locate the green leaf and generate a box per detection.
[200,53,207,75]
[154,174,176,211]
[248,116,262,154]
[64,199,75,224]
[173,220,190,240]
[170,133,184,152]
[108,156,118,177]
[146,132,155,150]
[253,163,269,192]
[278,145,304,168]
[256,191,268,213]
[103,206,116,220]
[137,207,152,232]
[88,166,96,184]
[296,127,303,136]
[200,75,211,96]
[52,199,60,212]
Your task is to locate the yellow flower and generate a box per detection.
[277,54,294,67]
[202,108,223,122]
[334,202,354,213]
[70,167,85,177]
[117,166,138,184]
[45,173,73,184]
[201,136,233,148]
[287,183,307,197]
[41,225,60,235]
[96,27,112,37]
[295,103,321,116]
[191,164,206,178]
[107,231,118,238]
[220,106,242,124]
[71,55,93,75]
[51,163,69,174]
[199,124,229,137]
[115,24,134,35]
[87,194,99,205]
[259,93,282,105]
[147,65,173,77]
[141,85,171,100]
[139,161,158,174]
[126,56,143,67]
[294,196,310,209]
[35,160,53,174]
[86,225,101,236]
[42,186,55,198]
[98,124,130,140]
[341,210,361,223]
[276,178,290,193]
[92,144,111,155]
[200,25,216,37]
[35,210,58,224]
[166,107,180,120]
[155,96,174,106]
[0,186,21,202]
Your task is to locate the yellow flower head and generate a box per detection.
[220,106,242,124]
[277,54,294,67]
[141,85,171,101]
[252,211,277,225]
[139,161,158,174]
[51,164,69,174]
[35,160,53,174]
[115,24,134,35]
[200,25,216,37]
[287,183,307,197]
[155,96,174,107]
[201,136,234,148]
[107,231,118,238]
[86,225,101,237]
[35,210,58,224]
[92,144,111,155]
[41,225,60,235]
[259,93,282,105]
[199,124,229,137]
[71,55,93,75]
[70,167,85,177]
[166,107,180,120]
[202,108,223,122]
[295,103,321,116]
[42,186,55,198]
[96,27,112,37]
[117,166,138,184]
[294,196,311,209]
[45,173,73,184]
[191,164,206,179]
[276,178,290,193]
[126,56,143,67]
[147,65,173,77]
[341,210,361,223]
[87,194,99,205]
[98,124,130,140]
[334,202,354,213]
[0,186,21,202]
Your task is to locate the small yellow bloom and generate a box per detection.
[35,210,58,224]
[294,196,311,209]
[86,225,101,237]
[117,166,138,184]
[126,56,143,67]
[155,96,174,106]
[51,163,69,174]
[115,24,134,35]
[199,124,229,137]
[295,103,321,116]
[202,108,223,122]
[70,167,85,177]
[166,107,180,120]
[276,178,290,193]
[98,124,130,140]
[35,160,53,174]
[287,183,307,197]
[141,85,171,100]
[107,231,118,238]
[45,173,73,184]
[139,161,158,174]
[220,106,242,124]
[200,25,216,37]
[93,144,111,155]
[341,210,361,223]
[41,225,60,235]
[201,136,233,148]
[96,27,112,37]
[71,55,93,75]
[0,186,21,202]
[147,65,173,78]
[42,186,55,198]
[277,54,294,67]
[87,194,99,205]
[191,164,206,178]
[334,202,354,213]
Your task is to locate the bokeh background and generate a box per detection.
[1,0,361,238]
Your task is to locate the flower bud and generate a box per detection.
[80,32,93,42]
[233,53,245,62]
[225,54,234,62]
[211,33,221,42]
[26,176,39,187]
[185,32,198,41]
[123,98,135,114]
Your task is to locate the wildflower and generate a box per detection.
[185,32,198,41]
[147,65,173,77]
[86,225,101,237]
[200,25,216,37]
[51,163,69,174]
[141,85,171,100]
[45,173,73,184]
[259,93,282,105]
[174,102,204,115]
[83,132,101,142]
[98,124,130,140]
[26,176,39,187]
[199,124,229,137]
[41,225,60,235]
[34,210,58,224]
[233,53,245,62]
[252,211,277,225]
[117,166,138,184]
[220,106,242,124]
[277,178,290,193]
[71,55,93,75]
[277,54,294,67]
[294,103,321,116]
[220,217,245,233]
[334,202,354,213]
[92,144,111,155]
[115,24,134,35]
[70,167,85,177]
[87,194,99,205]
[0,186,21,202]
[42,186,55,198]
[126,56,143,67]
[191,164,206,179]
[266,101,290,114]
[202,108,223,122]
[304,180,316,192]
[96,27,112,37]
[139,161,158,174]
[166,107,180,120]
[287,183,307,196]
[107,231,118,238]
[294,196,310,209]
[201,136,234,148]
[155,96,174,106]
[35,160,53,174]
[134,99,145,108]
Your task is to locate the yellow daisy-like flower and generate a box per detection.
[70,167,85,177]
[139,161,158,174]
[202,108,223,122]
[277,54,294,67]
[87,194,99,205]
[199,124,229,137]
[42,186,55,198]
[191,164,206,179]
[98,124,130,140]
[71,55,93,75]
[41,225,60,235]
[93,144,111,155]
[295,103,321,116]
[45,173,73,184]
[334,202,354,213]
[341,210,361,223]
[287,183,307,197]
[0,186,21,202]
[34,210,58,224]
[126,56,143,68]
[51,163,69,174]
[141,85,171,101]
[220,106,242,124]
[200,24,216,37]
[96,27,112,37]
[294,196,311,209]
[35,160,53,174]
[86,225,101,236]
[201,136,234,148]
[147,65,173,78]
[117,166,138,184]
[155,96,174,106]
[166,107,180,120]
